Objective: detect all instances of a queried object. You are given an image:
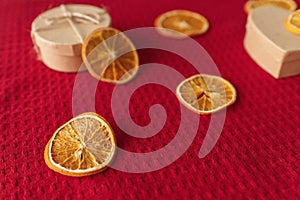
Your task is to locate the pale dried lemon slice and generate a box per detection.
[244,0,297,13]
[154,10,209,38]
[285,9,300,34]
[82,27,139,84]
[176,74,237,114]
[44,112,116,176]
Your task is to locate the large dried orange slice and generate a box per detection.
[244,0,297,14]
[285,9,300,34]
[154,10,209,38]
[82,27,139,84]
[176,74,236,114]
[44,112,116,176]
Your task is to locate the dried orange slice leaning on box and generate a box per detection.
[82,27,139,84]
[244,0,297,14]
[44,112,116,177]
[285,9,300,34]
[176,74,236,115]
[154,10,209,38]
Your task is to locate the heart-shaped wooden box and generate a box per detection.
[244,6,300,78]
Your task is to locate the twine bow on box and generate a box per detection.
[46,5,103,26]
[31,4,108,44]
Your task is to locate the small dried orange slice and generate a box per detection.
[285,9,300,34]
[154,10,209,38]
[176,74,236,114]
[82,27,139,84]
[244,0,297,14]
[44,112,116,176]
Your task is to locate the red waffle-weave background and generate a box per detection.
[1,0,299,199]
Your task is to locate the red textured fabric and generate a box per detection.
[1,0,300,199]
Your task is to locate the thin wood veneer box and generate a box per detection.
[244,6,300,78]
[31,4,111,72]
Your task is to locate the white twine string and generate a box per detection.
[32,4,107,43]
[59,4,84,43]
[46,5,102,26]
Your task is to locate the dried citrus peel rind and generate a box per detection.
[82,27,139,84]
[154,10,209,38]
[244,0,297,14]
[285,9,300,34]
[176,74,237,115]
[44,112,116,177]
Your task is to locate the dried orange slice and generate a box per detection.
[176,74,236,114]
[44,112,116,176]
[244,0,297,14]
[154,10,209,38]
[285,9,300,34]
[82,27,139,84]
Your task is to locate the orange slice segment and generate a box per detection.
[285,9,300,34]
[82,27,139,84]
[44,112,116,176]
[154,10,209,38]
[176,74,237,114]
[244,0,297,13]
